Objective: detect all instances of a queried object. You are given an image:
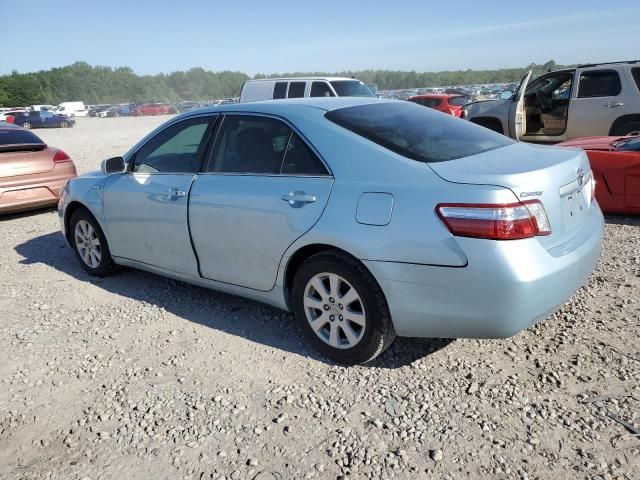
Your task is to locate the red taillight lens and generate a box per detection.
[53,149,71,163]
[436,200,551,240]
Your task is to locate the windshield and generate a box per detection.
[325,102,513,163]
[613,136,640,152]
[330,81,374,97]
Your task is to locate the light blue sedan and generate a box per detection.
[59,98,604,364]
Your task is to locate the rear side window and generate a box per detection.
[448,96,468,106]
[310,81,335,97]
[632,68,640,93]
[411,98,441,108]
[578,70,622,98]
[281,133,328,175]
[0,128,44,146]
[325,102,513,163]
[273,82,287,99]
[288,82,306,98]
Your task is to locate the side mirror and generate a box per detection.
[101,156,126,175]
[499,90,514,101]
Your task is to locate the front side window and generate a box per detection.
[288,82,306,98]
[631,67,640,93]
[132,117,211,173]
[325,102,513,163]
[310,82,335,97]
[273,82,287,99]
[578,70,621,98]
[209,115,328,175]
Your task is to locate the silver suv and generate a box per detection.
[463,61,640,142]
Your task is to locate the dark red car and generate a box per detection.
[133,103,171,116]
[407,94,468,117]
[558,136,640,214]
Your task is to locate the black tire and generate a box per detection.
[60,120,69,128]
[21,121,31,129]
[291,250,396,364]
[69,208,115,277]
[614,122,640,137]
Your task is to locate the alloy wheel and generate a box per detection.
[74,220,102,268]
[303,272,366,349]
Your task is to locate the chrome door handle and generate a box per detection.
[167,188,186,198]
[282,190,317,205]
[606,102,624,108]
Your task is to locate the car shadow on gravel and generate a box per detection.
[15,231,453,368]
[0,206,57,221]
[604,214,640,227]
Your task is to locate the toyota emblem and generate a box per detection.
[577,168,584,187]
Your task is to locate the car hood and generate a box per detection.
[557,136,623,151]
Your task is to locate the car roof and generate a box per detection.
[245,77,358,83]
[181,97,397,117]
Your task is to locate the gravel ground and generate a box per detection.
[1,116,639,480]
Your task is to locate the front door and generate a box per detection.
[103,115,215,276]
[189,114,333,291]
[566,68,628,138]
[508,70,532,140]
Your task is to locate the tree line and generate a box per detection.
[0,60,567,107]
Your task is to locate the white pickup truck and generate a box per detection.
[462,60,640,142]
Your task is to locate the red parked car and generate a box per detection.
[133,103,171,116]
[407,94,468,117]
[558,135,640,214]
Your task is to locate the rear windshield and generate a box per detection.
[0,128,44,146]
[325,102,514,163]
[411,98,442,108]
[330,81,374,97]
[447,96,468,106]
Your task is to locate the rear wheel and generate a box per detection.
[614,122,640,137]
[291,250,396,364]
[21,121,31,129]
[70,209,115,276]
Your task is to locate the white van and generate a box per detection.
[55,101,88,117]
[239,77,374,103]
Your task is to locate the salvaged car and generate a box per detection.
[1,123,77,214]
[13,110,75,129]
[59,98,603,364]
[463,61,640,142]
[558,135,640,214]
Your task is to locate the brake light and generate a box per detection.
[436,200,551,240]
[53,149,71,163]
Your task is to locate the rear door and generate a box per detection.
[189,113,333,291]
[103,115,215,276]
[566,68,628,138]
[508,71,532,140]
[626,154,640,210]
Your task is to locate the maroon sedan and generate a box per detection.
[0,123,77,214]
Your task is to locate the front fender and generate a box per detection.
[58,172,108,243]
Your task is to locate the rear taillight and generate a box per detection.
[436,200,551,240]
[53,149,71,163]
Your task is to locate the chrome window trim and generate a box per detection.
[204,111,334,177]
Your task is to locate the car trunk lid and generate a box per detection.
[0,145,54,179]
[429,142,594,249]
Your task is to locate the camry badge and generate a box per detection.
[577,168,585,187]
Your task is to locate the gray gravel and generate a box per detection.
[1,116,639,479]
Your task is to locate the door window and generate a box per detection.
[632,68,640,93]
[132,117,212,173]
[577,70,622,98]
[287,82,306,98]
[310,82,335,97]
[273,82,287,99]
[209,115,328,175]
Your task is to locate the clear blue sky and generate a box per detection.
[1,0,639,75]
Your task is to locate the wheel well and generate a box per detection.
[64,201,91,242]
[609,114,640,136]
[283,244,361,309]
[470,116,505,135]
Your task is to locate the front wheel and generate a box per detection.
[60,120,69,128]
[70,209,115,276]
[291,250,396,364]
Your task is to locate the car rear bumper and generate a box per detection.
[365,202,604,338]
[0,163,77,214]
